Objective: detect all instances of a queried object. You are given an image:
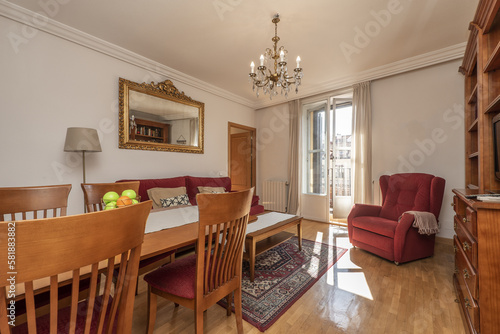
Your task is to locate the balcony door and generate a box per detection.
[301,96,352,222]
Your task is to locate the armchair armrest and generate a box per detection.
[394,212,432,263]
[347,204,382,243]
[347,204,382,222]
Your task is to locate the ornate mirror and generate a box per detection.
[119,78,204,153]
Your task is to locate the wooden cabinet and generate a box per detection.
[460,0,500,192]
[130,118,169,144]
[452,189,500,333]
[456,2,500,332]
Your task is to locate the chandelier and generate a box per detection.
[249,14,303,99]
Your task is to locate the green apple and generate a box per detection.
[121,189,137,200]
[104,205,115,210]
[103,191,120,204]
[131,199,139,204]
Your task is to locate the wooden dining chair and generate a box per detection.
[0,201,152,334]
[0,184,76,324]
[81,182,175,283]
[0,184,72,221]
[144,188,254,334]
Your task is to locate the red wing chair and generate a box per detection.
[347,173,446,265]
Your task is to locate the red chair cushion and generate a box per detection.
[379,173,433,221]
[351,216,398,238]
[12,295,115,334]
[144,254,197,299]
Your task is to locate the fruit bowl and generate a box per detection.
[101,191,141,210]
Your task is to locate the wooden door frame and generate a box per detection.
[228,122,256,190]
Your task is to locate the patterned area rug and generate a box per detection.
[218,237,347,332]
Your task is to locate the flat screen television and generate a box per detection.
[494,113,500,181]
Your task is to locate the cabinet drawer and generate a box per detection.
[464,207,477,238]
[453,195,466,217]
[453,274,480,334]
[454,236,478,300]
[455,218,478,268]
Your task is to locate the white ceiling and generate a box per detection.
[4,0,478,107]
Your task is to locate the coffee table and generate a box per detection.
[243,212,303,282]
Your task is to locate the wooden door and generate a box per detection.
[228,122,256,192]
[230,132,252,191]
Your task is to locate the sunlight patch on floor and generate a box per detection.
[337,272,373,300]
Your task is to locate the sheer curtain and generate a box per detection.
[352,82,373,204]
[287,100,301,215]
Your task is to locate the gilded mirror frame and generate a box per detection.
[118,78,204,153]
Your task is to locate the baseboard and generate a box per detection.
[436,236,453,246]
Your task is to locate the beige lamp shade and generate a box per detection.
[64,127,102,152]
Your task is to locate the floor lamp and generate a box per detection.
[64,127,102,184]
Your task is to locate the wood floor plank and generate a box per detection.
[132,220,465,334]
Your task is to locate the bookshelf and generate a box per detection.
[130,118,169,144]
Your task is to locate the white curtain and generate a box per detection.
[287,100,301,215]
[352,82,373,204]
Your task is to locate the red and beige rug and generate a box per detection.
[219,237,347,332]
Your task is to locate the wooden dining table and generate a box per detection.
[140,210,257,260]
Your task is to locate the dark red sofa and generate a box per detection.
[117,176,264,216]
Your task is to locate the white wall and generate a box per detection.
[0,16,255,215]
[371,59,465,239]
[256,60,465,238]
[255,103,290,196]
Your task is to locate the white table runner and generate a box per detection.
[145,208,296,235]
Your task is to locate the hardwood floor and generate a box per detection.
[131,220,465,334]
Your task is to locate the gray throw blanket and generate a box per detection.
[400,211,439,235]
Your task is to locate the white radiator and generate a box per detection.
[262,180,288,212]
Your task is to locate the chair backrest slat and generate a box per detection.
[24,281,37,333]
[0,185,71,221]
[0,201,151,334]
[81,182,140,212]
[195,189,253,298]
[50,275,58,332]
[69,270,80,333]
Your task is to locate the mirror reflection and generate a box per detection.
[119,78,204,153]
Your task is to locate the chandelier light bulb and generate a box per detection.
[250,61,255,73]
[260,54,265,66]
[280,50,285,62]
[296,56,301,68]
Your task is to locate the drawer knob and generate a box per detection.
[463,241,471,251]
[453,245,457,253]
[454,222,457,230]
[463,217,468,223]
[463,269,470,279]
[451,202,455,207]
[464,297,472,309]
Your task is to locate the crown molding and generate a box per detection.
[0,1,256,108]
[254,43,466,110]
[1,1,465,111]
